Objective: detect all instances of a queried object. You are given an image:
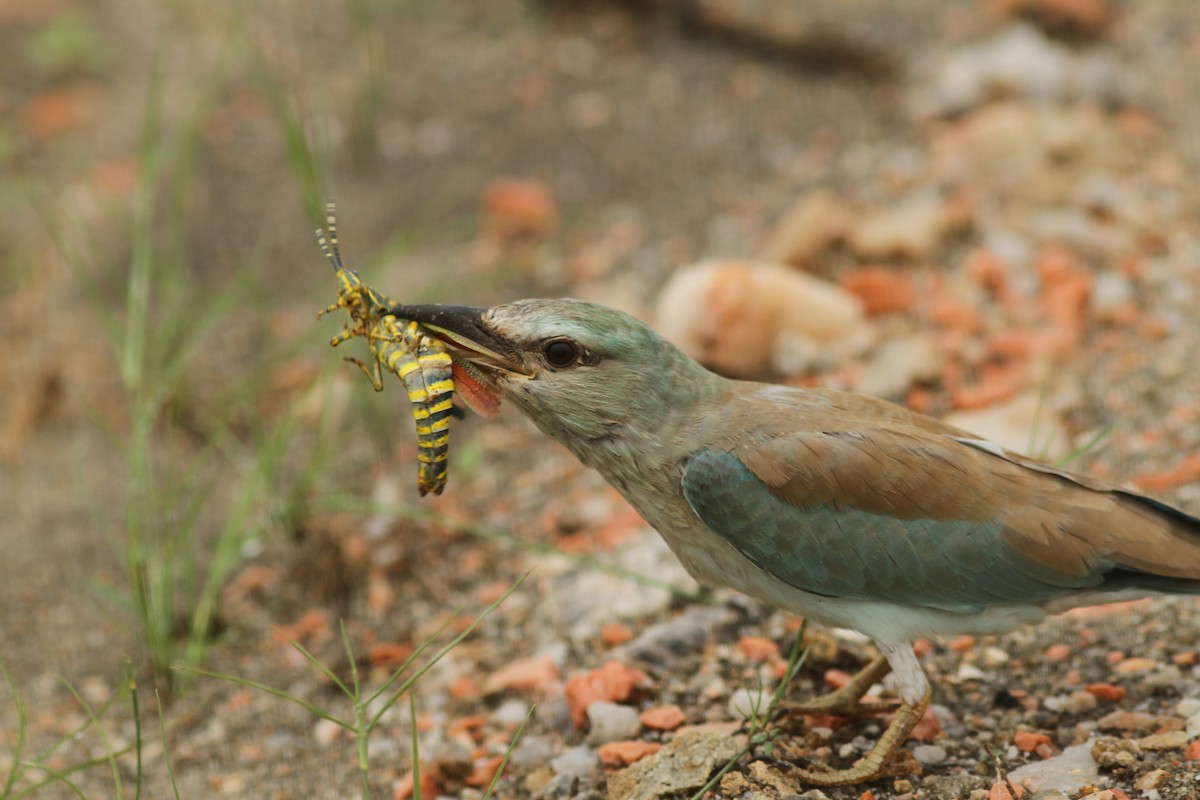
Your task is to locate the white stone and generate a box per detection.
[728,687,770,721]
[550,745,599,777]
[913,744,947,764]
[1174,697,1200,718]
[492,698,532,727]
[586,701,641,745]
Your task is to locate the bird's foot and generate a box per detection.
[793,748,921,787]
[790,688,931,787]
[775,654,895,724]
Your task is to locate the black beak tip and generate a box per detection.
[385,303,503,353]
[385,303,487,327]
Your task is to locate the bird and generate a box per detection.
[385,297,1200,786]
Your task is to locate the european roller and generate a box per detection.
[387,298,1200,785]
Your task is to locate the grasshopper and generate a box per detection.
[316,202,455,496]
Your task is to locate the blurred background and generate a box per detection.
[4,0,1200,797]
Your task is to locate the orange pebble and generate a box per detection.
[949,635,975,652]
[1085,683,1126,702]
[450,675,481,701]
[1013,730,1052,753]
[600,622,635,646]
[908,706,942,742]
[639,705,686,731]
[737,635,780,663]
[564,661,651,728]
[1113,657,1158,674]
[484,656,560,695]
[823,669,853,691]
[465,755,504,788]
[1044,644,1071,662]
[597,740,661,766]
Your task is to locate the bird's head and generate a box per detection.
[386,299,719,458]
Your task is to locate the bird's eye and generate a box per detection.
[543,339,579,368]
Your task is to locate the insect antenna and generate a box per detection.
[315,200,344,272]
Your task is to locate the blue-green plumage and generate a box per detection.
[681,449,1113,614]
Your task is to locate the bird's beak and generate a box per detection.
[385,304,529,377]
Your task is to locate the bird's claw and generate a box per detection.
[791,745,922,787]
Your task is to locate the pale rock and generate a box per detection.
[512,735,555,766]
[1136,769,1170,790]
[982,646,1010,668]
[1090,736,1140,768]
[848,192,951,261]
[1174,697,1200,718]
[856,335,941,399]
[313,718,341,745]
[912,744,947,764]
[605,728,741,800]
[1009,740,1102,795]
[586,701,641,745]
[1136,730,1188,751]
[550,745,599,777]
[911,23,1128,118]
[956,663,987,681]
[1096,710,1158,733]
[655,259,865,379]
[513,738,554,767]
[1142,664,1183,689]
[762,190,851,267]
[728,687,770,720]
[1090,272,1134,322]
[1060,691,1098,714]
[493,698,533,727]
[1186,711,1200,739]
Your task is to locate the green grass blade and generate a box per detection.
[483,705,534,800]
[59,679,123,800]
[173,666,351,730]
[367,573,527,730]
[0,657,27,796]
[155,691,181,800]
[11,763,90,800]
[409,693,421,800]
[341,620,362,700]
[1056,423,1117,468]
[126,661,142,800]
[364,611,459,709]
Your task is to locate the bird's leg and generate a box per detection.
[780,642,930,785]
[777,654,895,719]
[792,687,931,786]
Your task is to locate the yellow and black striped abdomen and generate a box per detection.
[377,318,455,496]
